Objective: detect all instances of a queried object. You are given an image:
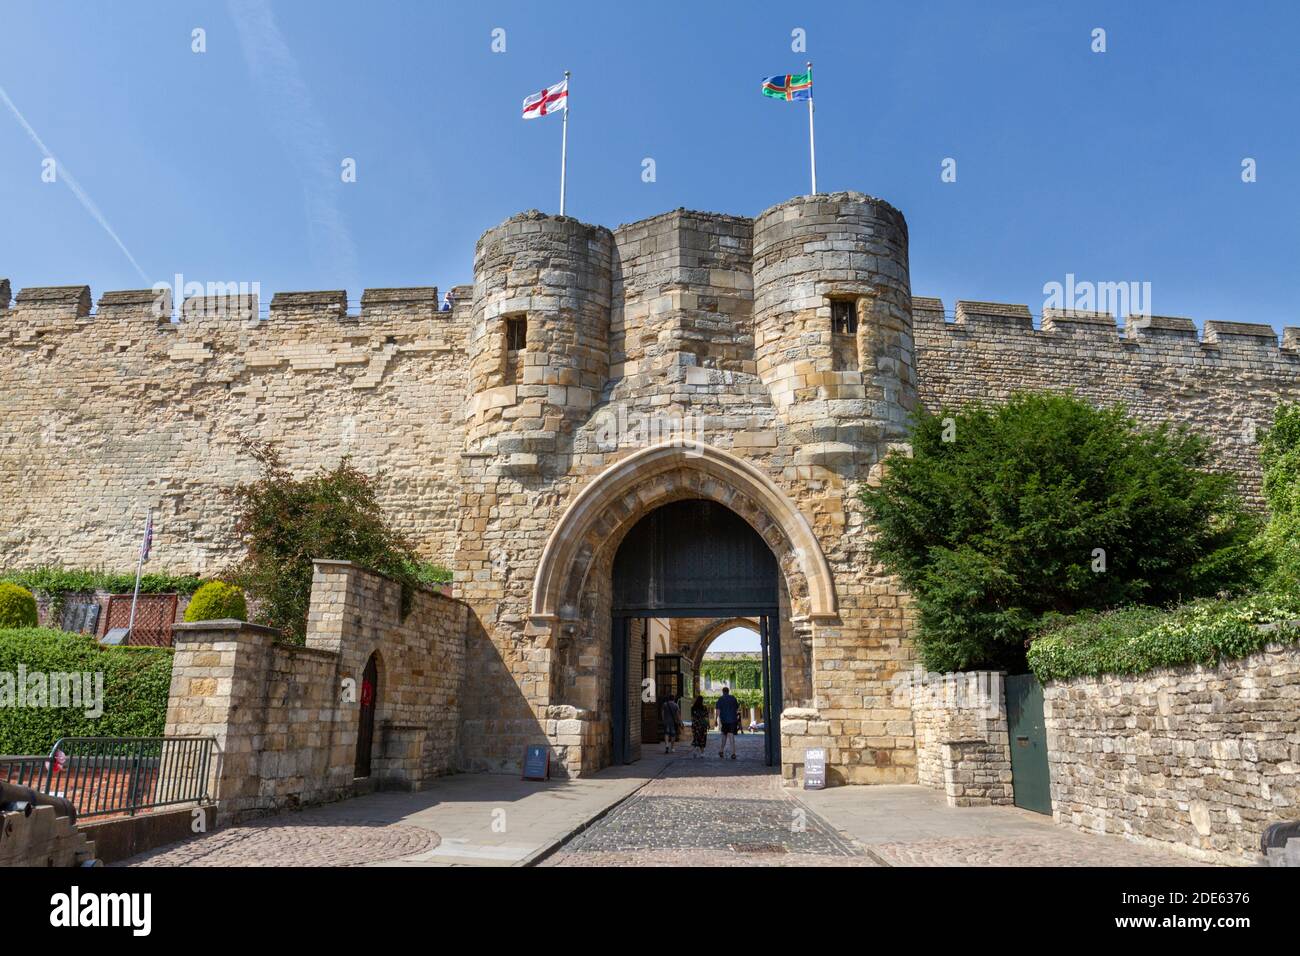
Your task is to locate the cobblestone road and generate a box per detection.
[543,733,872,867]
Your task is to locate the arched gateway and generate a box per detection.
[528,442,838,774]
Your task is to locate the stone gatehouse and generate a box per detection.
[4,190,1300,786]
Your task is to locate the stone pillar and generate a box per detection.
[164,620,282,825]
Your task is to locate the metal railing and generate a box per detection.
[0,737,213,819]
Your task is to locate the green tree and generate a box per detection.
[226,441,429,642]
[861,393,1261,673]
[1259,401,1300,589]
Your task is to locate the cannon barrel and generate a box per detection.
[0,780,78,824]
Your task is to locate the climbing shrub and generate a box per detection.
[183,581,248,622]
[861,393,1262,673]
[226,440,430,643]
[0,583,38,628]
[1027,591,1300,682]
[1259,402,1300,589]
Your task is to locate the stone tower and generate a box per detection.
[466,211,614,476]
[751,192,916,470]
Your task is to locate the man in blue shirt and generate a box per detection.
[716,686,740,760]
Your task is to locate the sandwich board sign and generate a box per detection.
[522,744,550,781]
[803,747,827,790]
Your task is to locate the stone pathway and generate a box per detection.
[126,817,438,867]
[543,733,871,867]
[120,731,1204,868]
[546,732,1201,868]
[796,783,1202,867]
[119,759,656,868]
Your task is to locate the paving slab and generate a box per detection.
[794,783,1204,867]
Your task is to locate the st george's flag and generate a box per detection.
[760,69,812,101]
[522,78,568,118]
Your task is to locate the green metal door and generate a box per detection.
[1004,673,1051,814]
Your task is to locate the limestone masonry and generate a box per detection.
[4,191,1300,784]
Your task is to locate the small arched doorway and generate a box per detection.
[354,652,379,778]
[610,499,784,768]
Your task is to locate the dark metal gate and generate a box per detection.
[611,500,783,768]
[355,654,378,778]
[1005,673,1051,814]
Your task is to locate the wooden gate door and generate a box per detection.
[1004,673,1051,814]
[355,654,378,778]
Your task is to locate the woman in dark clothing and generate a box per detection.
[690,694,709,758]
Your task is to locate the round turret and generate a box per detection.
[468,212,614,474]
[751,192,915,469]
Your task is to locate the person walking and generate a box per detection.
[716,686,740,759]
[690,694,709,758]
[661,694,681,754]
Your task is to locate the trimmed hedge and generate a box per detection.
[0,567,204,596]
[0,583,38,628]
[1027,591,1300,683]
[0,628,173,754]
[184,581,247,622]
[701,689,764,710]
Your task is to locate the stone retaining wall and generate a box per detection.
[909,670,1013,806]
[1044,643,1300,865]
[164,560,468,824]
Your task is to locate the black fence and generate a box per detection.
[0,736,213,819]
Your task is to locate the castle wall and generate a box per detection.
[0,284,471,574]
[8,191,1300,789]
[1045,643,1300,865]
[913,300,1300,505]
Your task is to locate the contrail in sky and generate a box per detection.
[0,83,150,283]
[228,0,359,287]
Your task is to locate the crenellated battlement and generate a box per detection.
[914,296,1300,355]
[3,192,1299,573]
[0,281,468,336]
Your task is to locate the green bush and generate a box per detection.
[184,581,248,622]
[0,583,38,628]
[0,628,173,754]
[1027,591,1300,682]
[700,689,764,710]
[861,393,1262,673]
[226,440,428,642]
[1260,402,1300,589]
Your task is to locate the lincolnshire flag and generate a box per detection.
[761,69,812,101]
[522,78,568,118]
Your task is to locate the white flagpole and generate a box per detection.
[559,70,570,216]
[807,61,817,195]
[126,507,151,637]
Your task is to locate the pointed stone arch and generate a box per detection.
[687,616,760,672]
[529,442,838,635]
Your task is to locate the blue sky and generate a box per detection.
[709,627,760,653]
[3,1,1297,330]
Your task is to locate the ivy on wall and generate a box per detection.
[698,656,763,691]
